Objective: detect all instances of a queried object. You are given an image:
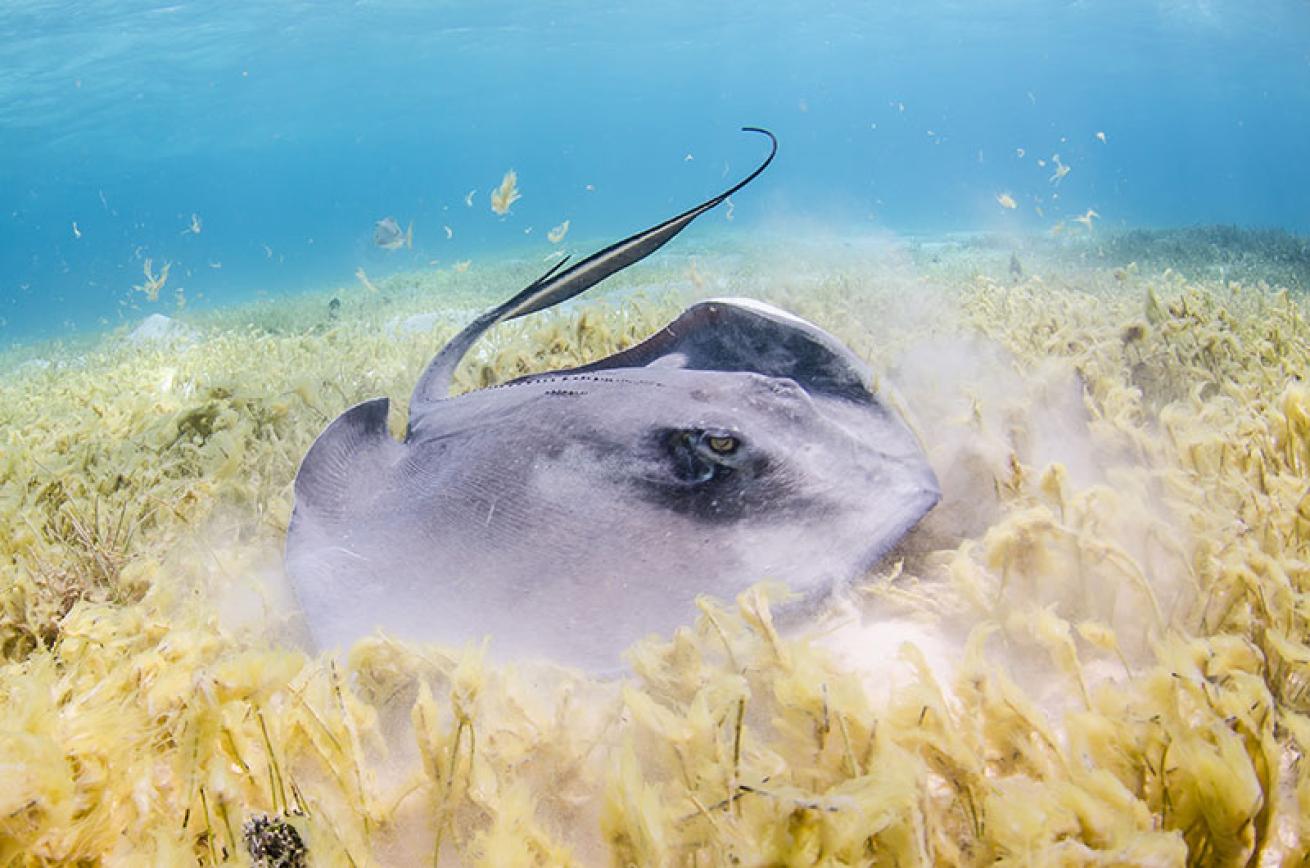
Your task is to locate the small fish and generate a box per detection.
[1073,208,1099,230]
[996,192,1018,210]
[263,244,273,259]
[584,184,595,192]
[684,153,695,162]
[453,260,471,273]
[208,261,223,269]
[183,213,202,235]
[443,225,453,240]
[374,217,413,250]
[725,198,735,221]
[1096,131,1108,144]
[1016,147,1026,158]
[548,220,570,243]
[464,189,476,207]
[490,170,522,215]
[71,221,82,239]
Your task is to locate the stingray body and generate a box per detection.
[286,129,940,669]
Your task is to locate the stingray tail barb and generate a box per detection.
[409,126,778,411]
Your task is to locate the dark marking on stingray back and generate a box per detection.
[629,425,823,524]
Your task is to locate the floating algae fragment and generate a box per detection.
[132,257,171,302]
[354,267,380,294]
[1049,153,1071,184]
[547,219,570,244]
[490,169,522,215]
[1074,208,1100,230]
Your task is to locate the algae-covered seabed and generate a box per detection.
[2,228,1310,865]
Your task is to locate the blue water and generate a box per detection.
[2,0,1307,343]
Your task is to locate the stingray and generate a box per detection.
[286,127,940,669]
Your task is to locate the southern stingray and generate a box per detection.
[286,128,940,669]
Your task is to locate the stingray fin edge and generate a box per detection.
[558,298,875,404]
[291,397,398,526]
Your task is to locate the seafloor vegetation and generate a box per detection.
[1,230,1309,865]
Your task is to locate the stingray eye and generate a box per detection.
[659,427,746,485]
[706,434,738,455]
[694,429,746,466]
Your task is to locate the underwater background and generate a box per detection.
[3,0,1309,342]
[6,1,1310,865]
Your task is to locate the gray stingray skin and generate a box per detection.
[285,130,940,669]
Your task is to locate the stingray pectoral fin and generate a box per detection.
[570,298,876,404]
[290,397,401,528]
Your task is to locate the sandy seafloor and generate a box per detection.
[2,226,1310,865]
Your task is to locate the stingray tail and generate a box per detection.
[409,126,778,411]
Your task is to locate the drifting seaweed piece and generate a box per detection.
[353,267,379,294]
[133,257,171,302]
[490,169,522,215]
